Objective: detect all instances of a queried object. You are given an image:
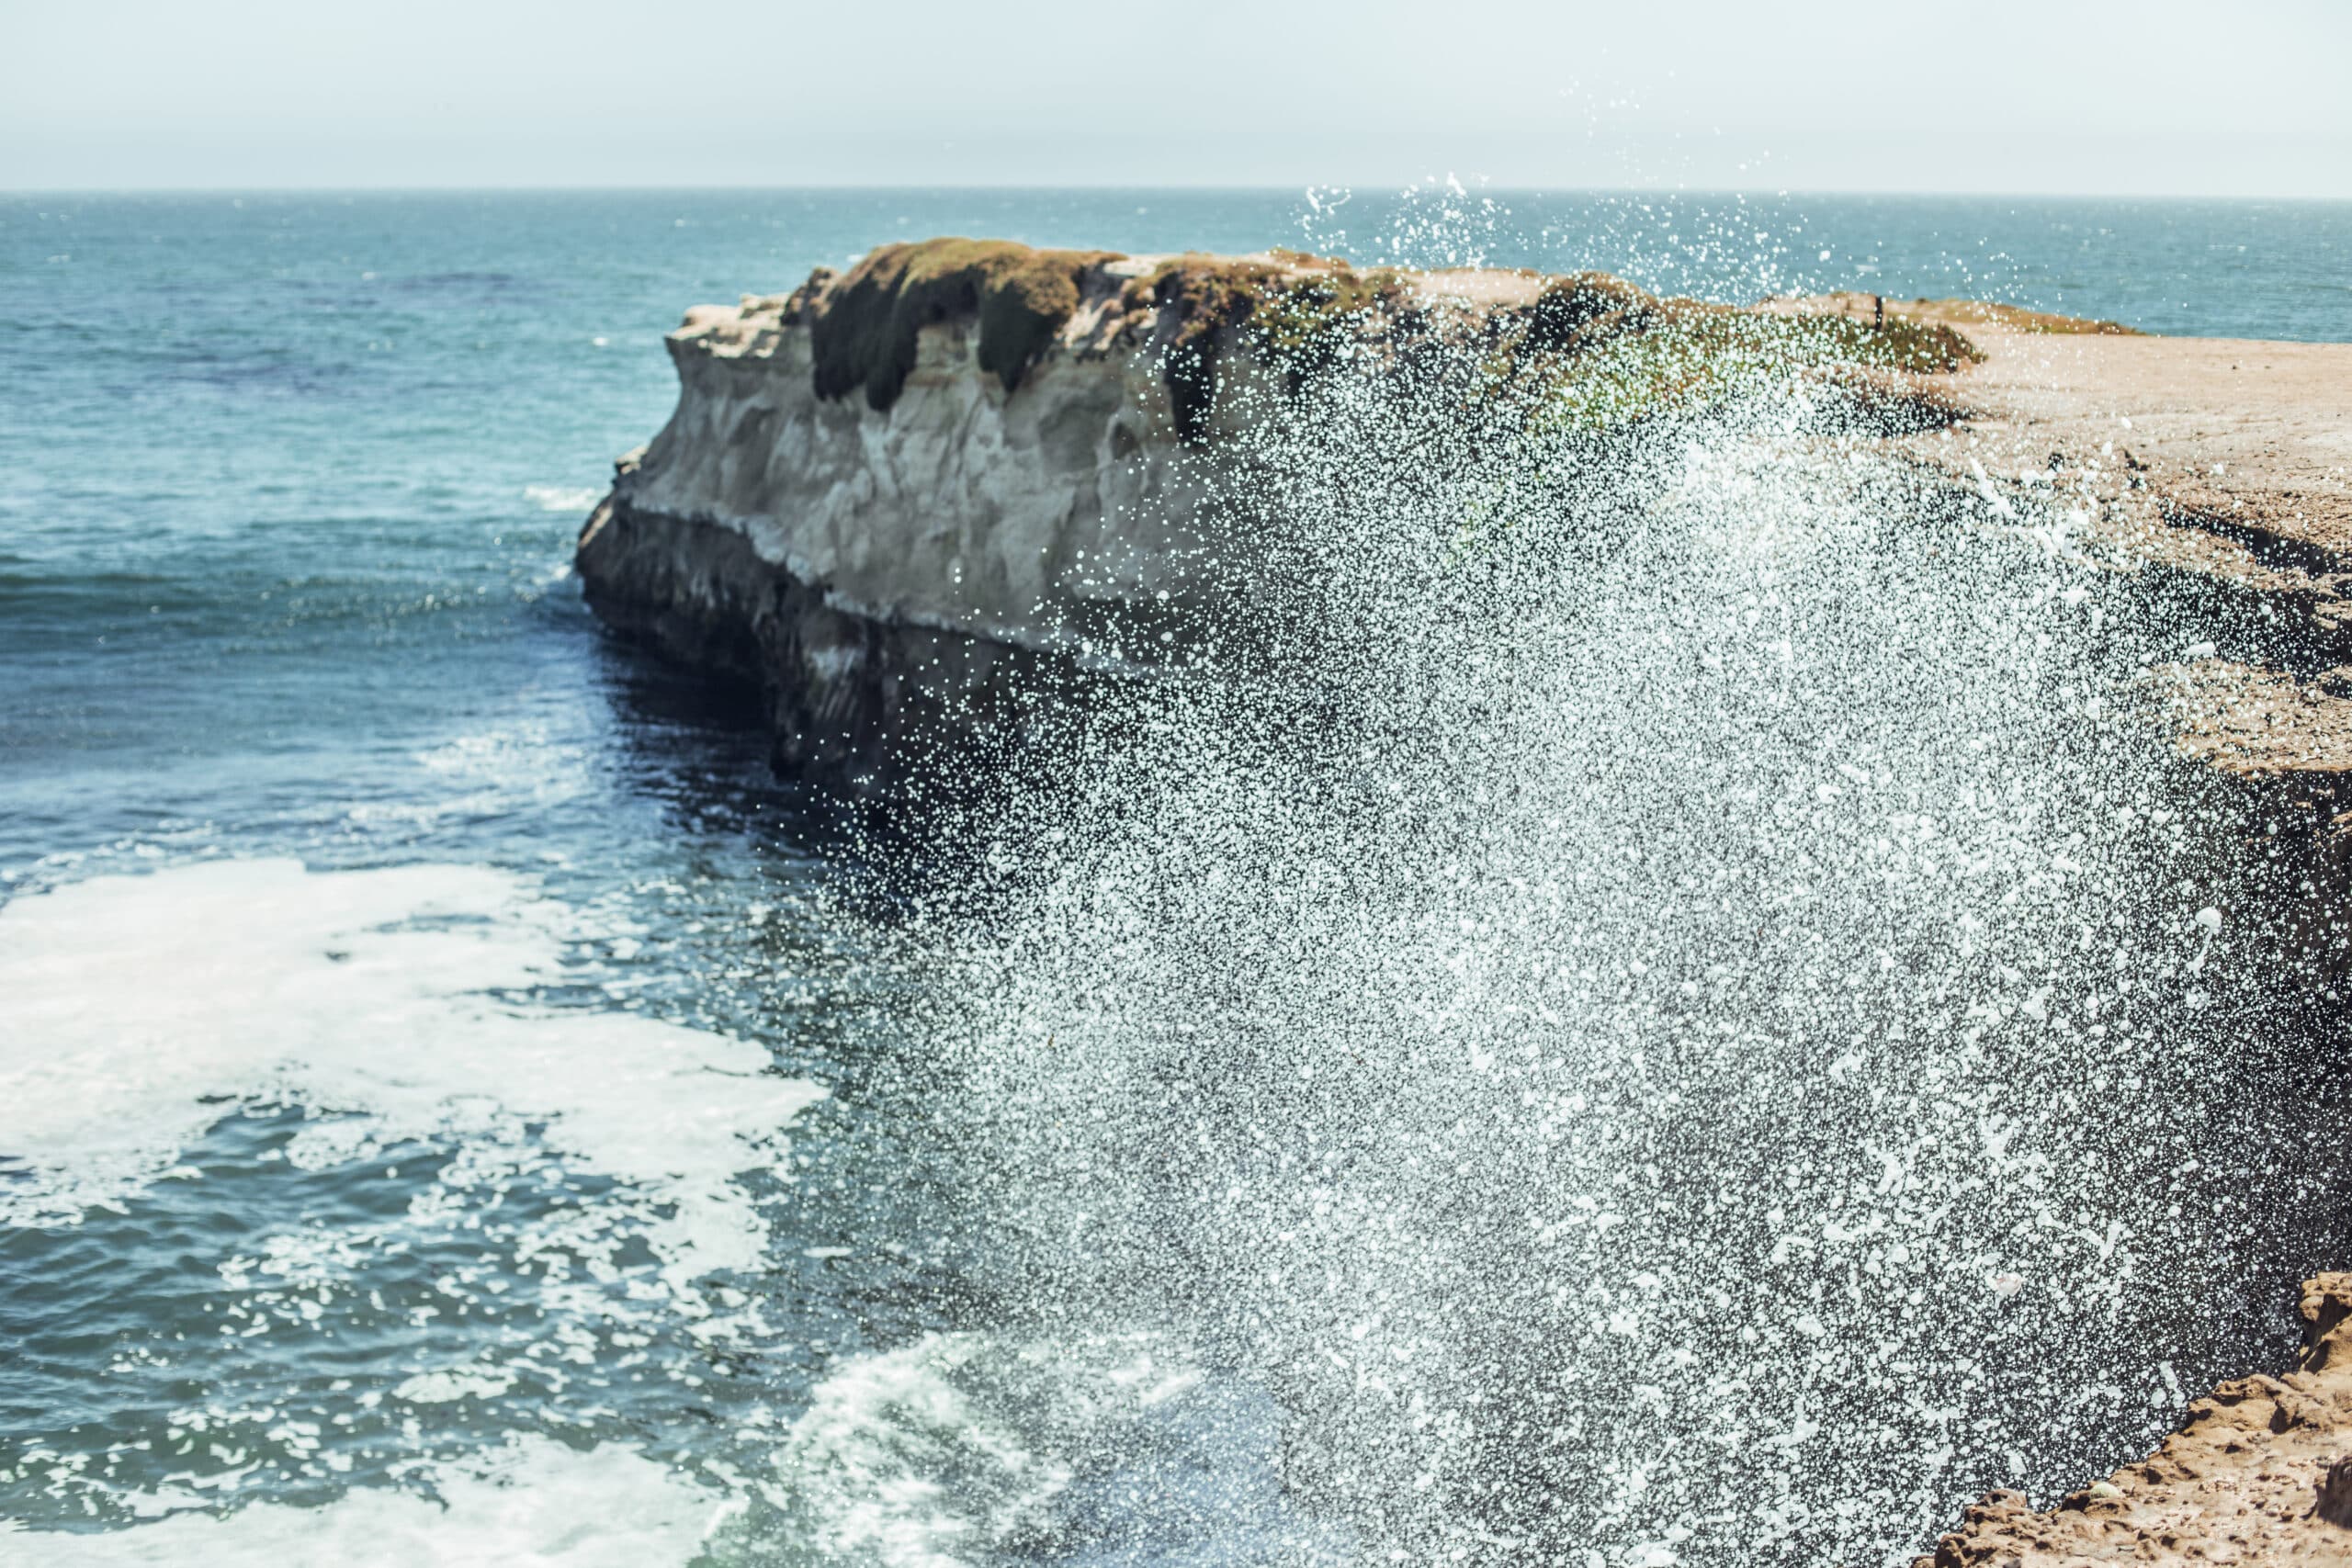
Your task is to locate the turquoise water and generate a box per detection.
[3,190,2349,1565]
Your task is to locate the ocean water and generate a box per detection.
[3,189,2351,1566]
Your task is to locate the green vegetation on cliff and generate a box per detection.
[1127,254,1413,442]
[1901,297,2142,335]
[792,238,1981,440]
[1135,259,1981,443]
[1505,281,1981,434]
[810,239,1116,410]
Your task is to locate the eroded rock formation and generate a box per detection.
[577,247,1209,789]
[1917,1275,2352,1565]
[576,238,1969,795]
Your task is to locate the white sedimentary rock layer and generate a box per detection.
[603,266,1213,657]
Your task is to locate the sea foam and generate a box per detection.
[525,484,605,513]
[748,1331,1351,1567]
[0,858,823,1280]
[9,1437,722,1566]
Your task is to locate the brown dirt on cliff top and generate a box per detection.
[776,241,1984,442]
[1902,319,2352,563]
[1768,290,2142,336]
[2168,660,2352,778]
[1917,1275,2352,1566]
[1880,315,2352,786]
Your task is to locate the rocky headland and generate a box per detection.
[577,238,2352,1562]
[577,238,1968,794]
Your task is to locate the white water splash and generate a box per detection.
[874,313,2290,1563]
[742,1331,1350,1567]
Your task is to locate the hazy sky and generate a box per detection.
[7,0,2349,195]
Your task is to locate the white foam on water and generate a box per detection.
[392,1369,518,1404]
[765,1333,1091,1566]
[0,858,823,1280]
[4,1437,724,1566]
[525,484,605,513]
[753,1331,1350,1567]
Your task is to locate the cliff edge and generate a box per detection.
[576,238,1970,793]
[1917,1274,2352,1565]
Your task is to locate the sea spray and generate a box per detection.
[831,283,2341,1563]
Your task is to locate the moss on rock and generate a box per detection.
[789,237,1981,443]
[1127,255,1412,442]
[1128,256,1277,444]
[808,239,1117,411]
[1521,272,1660,352]
[1493,277,1982,435]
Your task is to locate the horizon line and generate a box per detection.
[9,183,2352,204]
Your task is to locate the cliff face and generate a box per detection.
[576,239,1971,794]
[594,259,1216,653]
[576,249,1219,789]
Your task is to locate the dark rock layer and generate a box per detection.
[578,495,1070,800]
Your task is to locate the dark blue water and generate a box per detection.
[2,190,2347,1564]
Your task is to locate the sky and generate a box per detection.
[6,0,2350,196]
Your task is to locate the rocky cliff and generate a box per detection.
[1917,1274,2352,1565]
[577,237,1969,795]
[578,243,1209,789]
